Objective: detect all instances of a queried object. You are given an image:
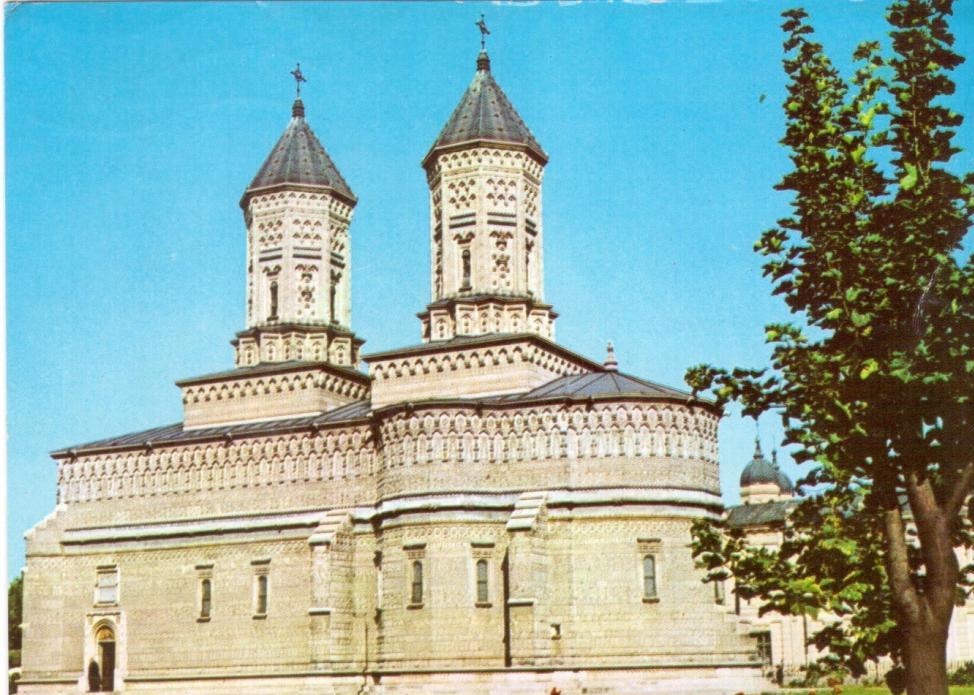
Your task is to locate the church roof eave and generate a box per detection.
[50,399,373,459]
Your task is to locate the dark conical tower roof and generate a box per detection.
[423,51,547,168]
[242,99,355,207]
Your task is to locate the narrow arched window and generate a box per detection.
[461,249,471,290]
[329,283,337,323]
[269,281,279,321]
[411,560,423,605]
[642,555,657,600]
[476,559,489,604]
[714,578,725,605]
[256,574,268,615]
[200,578,212,618]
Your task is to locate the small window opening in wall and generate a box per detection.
[754,630,772,665]
[642,555,658,601]
[269,281,279,321]
[200,578,212,620]
[714,578,726,605]
[735,590,741,615]
[95,566,118,606]
[461,248,472,290]
[410,560,424,606]
[255,574,268,617]
[550,623,561,640]
[476,559,489,604]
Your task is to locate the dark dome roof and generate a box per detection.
[423,51,546,167]
[740,457,779,487]
[740,440,794,493]
[243,99,355,205]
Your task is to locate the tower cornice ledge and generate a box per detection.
[239,181,358,210]
[363,332,587,365]
[422,138,548,171]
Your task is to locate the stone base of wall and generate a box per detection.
[19,666,770,695]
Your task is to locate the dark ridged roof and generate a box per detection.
[51,400,371,456]
[726,500,797,529]
[503,371,698,402]
[244,99,355,203]
[423,51,546,167]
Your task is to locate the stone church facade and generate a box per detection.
[19,49,775,695]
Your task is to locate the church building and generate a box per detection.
[20,47,776,694]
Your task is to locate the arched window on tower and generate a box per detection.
[329,272,339,324]
[461,249,472,291]
[269,281,279,321]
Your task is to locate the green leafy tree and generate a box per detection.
[687,2,974,694]
[8,574,22,662]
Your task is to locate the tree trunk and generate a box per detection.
[904,619,950,695]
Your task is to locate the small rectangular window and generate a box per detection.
[252,558,270,618]
[256,574,268,615]
[637,538,662,603]
[642,555,657,600]
[196,563,213,621]
[95,566,118,605]
[714,579,726,605]
[404,543,426,608]
[200,578,212,619]
[476,559,489,604]
[754,631,772,664]
[410,560,424,605]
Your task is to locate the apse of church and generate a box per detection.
[20,30,777,695]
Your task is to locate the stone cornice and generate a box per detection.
[175,359,369,389]
[420,294,556,313]
[422,139,549,171]
[239,182,358,210]
[59,488,723,545]
[363,333,598,371]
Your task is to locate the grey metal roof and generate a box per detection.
[244,99,355,202]
[726,500,797,529]
[424,51,546,166]
[504,370,699,402]
[52,400,371,456]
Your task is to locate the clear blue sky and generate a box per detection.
[6,1,974,579]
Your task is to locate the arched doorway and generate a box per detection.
[95,625,115,692]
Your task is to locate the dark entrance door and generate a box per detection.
[99,640,115,691]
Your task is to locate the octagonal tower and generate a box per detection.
[419,50,558,342]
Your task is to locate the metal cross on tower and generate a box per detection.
[476,14,490,50]
[290,62,307,98]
